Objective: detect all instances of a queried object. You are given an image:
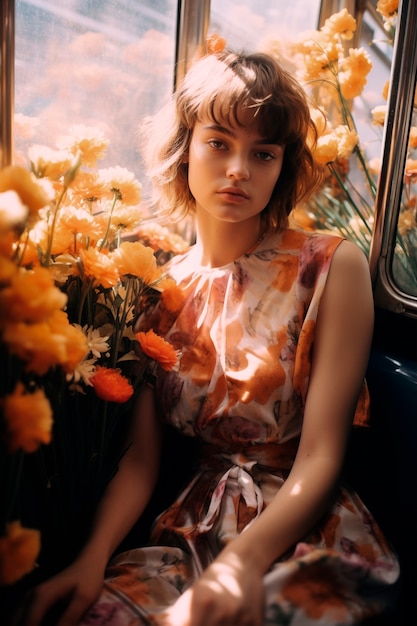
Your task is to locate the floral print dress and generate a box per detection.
[81,229,399,626]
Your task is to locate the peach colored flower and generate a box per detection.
[313,133,339,165]
[3,311,88,375]
[27,144,73,179]
[58,206,96,237]
[91,366,134,403]
[79,247,119,288]
[0,521,40,585]
[2,321,66,374]
[48,311,89,371]
[382,80,390,101]
[323,8,356,40]
[372,105,387,127]
[0,165,50,214]
[339,48,372,100]
[3,382,53,453]
[135,329,179,371]
[57,125,109,167]
[376,0,398,20]
[112,241,161,283]
[334,125,358,158]
[205,33,227,54]
[70,170,108,203]
[136,222,189,254]
[0,266,67,324]
[98,166,142,206]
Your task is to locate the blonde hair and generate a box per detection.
[141,50,323,232]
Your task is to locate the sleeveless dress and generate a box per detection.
[80,228,399,626]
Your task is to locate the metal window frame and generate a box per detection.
[368,0,417,318]
[0,0,14,169]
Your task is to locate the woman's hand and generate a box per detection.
[164,553,264,626]
[20,554,105,626]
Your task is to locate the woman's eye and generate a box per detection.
[256,151,274,161]
[208,139,226,150]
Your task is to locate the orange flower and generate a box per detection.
[0,521,40,585]
[79,247,119,288]
[135,329,179,371]
[0,266,67,324]
[160,284,185,313]
[0,165,50,214]
[90,366,134,403]
[3,382,53,453]
[205,33,227,54]
[112,241,161,283]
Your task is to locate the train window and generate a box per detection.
[14,0,178,181]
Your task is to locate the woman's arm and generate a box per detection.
[166,240,374,626]
[25,384,162,626]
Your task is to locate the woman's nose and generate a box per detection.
[226,153,250,180]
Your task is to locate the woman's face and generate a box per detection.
[187,114,284,227]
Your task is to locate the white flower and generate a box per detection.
[74,324,111,358]
[67,356,97,387]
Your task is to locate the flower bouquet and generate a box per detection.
[0,125,187,591]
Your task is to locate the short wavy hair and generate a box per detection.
[141,50,324,232]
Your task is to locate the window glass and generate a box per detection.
[209,0,321,49]
[392,90,417,297]
[14,0,177,183]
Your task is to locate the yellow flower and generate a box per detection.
[404,159,417,184]
[136,222,189,254]
[56,125,109,167]
[334,125,359,158]
[58,206,96,237]
[27,144,73,179]
[3,311,88,375]
[79,247,119,288]
[323,8,356,40]
[70,170,108,202]
[112,241,161,283]
[372,105,387,127]
[3,382,53,453]
[313,133,339,165]
[0,266,67,324]
[376,0,399,20]
[98,166,142,206]
[0,165,50,214]
[339,48,372,99]
[0,521,40,585]
[48,311,89,371]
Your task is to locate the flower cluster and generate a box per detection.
[265,1,416,294]
[0,125,187,586]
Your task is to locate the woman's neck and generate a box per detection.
[194,215,264,268]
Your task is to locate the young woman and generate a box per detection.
[25,50,399,626]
